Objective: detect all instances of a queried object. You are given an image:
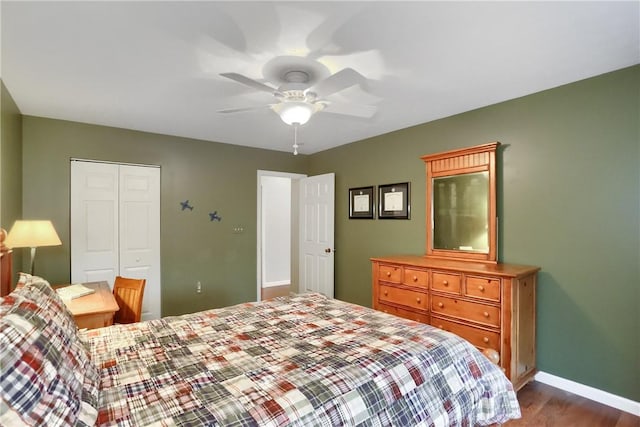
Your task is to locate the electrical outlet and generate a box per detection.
[196,281,202,294]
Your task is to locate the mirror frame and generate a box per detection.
[421,142,499,263]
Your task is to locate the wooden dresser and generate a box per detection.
[371,255,539,390]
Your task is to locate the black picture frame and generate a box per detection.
[378,182,410,219]
[349,186,375,219]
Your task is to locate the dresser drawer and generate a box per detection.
[431,295,500,327]
[379,264,401,283]
[431,316,500,352]
[403,268,428,288]
[379,285,428,311]
[377,302,429,323]
[431,272,461,294]
[465,276,501,301]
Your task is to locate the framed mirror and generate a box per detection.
[421,142,499,263]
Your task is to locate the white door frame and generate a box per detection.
[256,170,305,301]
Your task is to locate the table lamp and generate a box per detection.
[5,220,62,275]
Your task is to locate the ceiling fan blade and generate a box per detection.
[217,105,271,114]
[220,72,280,95]
[304,3,365,60]
[322,101,377,119]
[309,68,364,98]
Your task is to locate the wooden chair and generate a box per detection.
[112,276,146,324]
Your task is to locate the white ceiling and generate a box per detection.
[1,1,638,155]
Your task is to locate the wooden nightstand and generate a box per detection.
[58,281,120,329]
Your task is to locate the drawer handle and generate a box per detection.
[413,275,418,282]
[386,272,391,277]
[483,337,490,343]
[478,285,485,292]
[416,297,421,303]
[383,290,388,296]
[438,302,444,308]
[443,280,449,286]
[483,311,489,318]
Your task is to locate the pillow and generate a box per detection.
[14,273,77,336]
[0,275,99,426]
[13,271,28,290]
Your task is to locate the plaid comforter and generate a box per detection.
[79,293,520,426]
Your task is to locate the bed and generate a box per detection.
[1,274,521,426]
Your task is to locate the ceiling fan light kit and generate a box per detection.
[275,101,317,125]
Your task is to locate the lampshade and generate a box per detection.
[5,220,62,248]
[277,102,314,125]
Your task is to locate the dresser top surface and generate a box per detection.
[371,255,540,277]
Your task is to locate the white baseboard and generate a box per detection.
[262,280,290,288]
[535,371,640,417]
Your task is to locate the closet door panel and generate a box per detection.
[119,165,161,320]
[71,161,119,284]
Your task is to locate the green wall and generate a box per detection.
[20,117,308,314]
[0,80,23,277]
[12,66,639,401]
[309,65,640,401]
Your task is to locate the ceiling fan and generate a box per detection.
[218,57,377,153]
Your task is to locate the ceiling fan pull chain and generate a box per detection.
[293,124,299,155]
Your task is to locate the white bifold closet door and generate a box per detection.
[70,160,161,321]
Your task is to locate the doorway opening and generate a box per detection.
[256,170,305,301]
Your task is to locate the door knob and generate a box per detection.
[324,248,332,253]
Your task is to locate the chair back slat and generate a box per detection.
[113,276,146,324]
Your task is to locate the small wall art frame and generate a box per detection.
[349,186,375,219]
[378,182,410,219]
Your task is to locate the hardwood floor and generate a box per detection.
[261,284,290,300]
[509,381,639,426]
